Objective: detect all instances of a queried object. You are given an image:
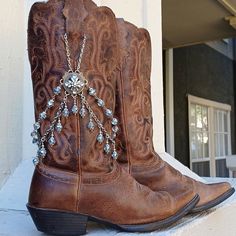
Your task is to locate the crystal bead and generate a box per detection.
[112,150,118,160]
[112,126,119,133]
[79,107,86,118]
[111,118,118,126]
[87,120,95,131]
[63,107,69,117]
[49,136,56,146]
[72,105,79,114]
[53,86,61,95]
[33,122,40,130]
[32,157,39,166]
[105,109,113,117]
[97,132,104,143]
[39,111,47,120]
[88,87,96,96]
[47,99,54,108]
[97,99,105,107]
[56,122,63,132]
[38,147,46,157]
[104,143,111,154]
[31,131,38,138]
[32,137,38,144]
[111,133,117,139]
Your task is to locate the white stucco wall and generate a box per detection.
[0,0,25,187]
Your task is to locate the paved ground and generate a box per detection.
[0,159,235,236]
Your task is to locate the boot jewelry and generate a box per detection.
[31,33,119,165]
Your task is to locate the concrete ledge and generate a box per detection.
[0,159,235,235]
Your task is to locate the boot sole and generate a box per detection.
[27,194,199,235]
[191,187,235,213]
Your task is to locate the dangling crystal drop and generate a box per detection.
[87,118,95,131]
[97,131,104,144]
[72,104,79,114]
[97,99,105,107]
[63,106,69,117]
[80,105,87,118]
[31,131,38,138]
[105,109,113,117]
[112,126,119,133]
[32,157,39,166]
[56,120,63,133]
[112,150,118,160]
[104,140,111,154]
[32,136,39,144]
[34,122,40,130]
[38,146,47,158]
[111,118,118,126]
[39,111,47,120]
[53,86,61,95]
[49,134,56,146]
[47,99,54,108]
[88,87,96,96]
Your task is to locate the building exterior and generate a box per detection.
[171,40,236,177]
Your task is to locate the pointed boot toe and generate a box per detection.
[191,181,235,212]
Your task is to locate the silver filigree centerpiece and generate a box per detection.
[63,72,87,95]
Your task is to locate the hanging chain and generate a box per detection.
[31,33,119,166]
[64,33,87,72]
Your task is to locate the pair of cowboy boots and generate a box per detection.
[27,0,234,235]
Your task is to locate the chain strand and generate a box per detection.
[64,33,87,72]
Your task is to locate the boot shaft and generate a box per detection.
[116,19,155,168]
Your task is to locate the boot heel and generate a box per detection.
[27,205,88,235]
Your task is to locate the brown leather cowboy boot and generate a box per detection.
[116,19,235,213]
[26,1,199,235]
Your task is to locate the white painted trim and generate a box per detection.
[218,0,236,15]
[188,95,231,111]
[209,107,216,176]
[165,49,175,156]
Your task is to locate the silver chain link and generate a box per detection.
[64,33,87,72]
[80,93,115,144]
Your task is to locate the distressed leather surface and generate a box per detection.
[116,19,231,208]
[27,0,196,224]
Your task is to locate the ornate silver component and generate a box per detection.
[31,33,120,166]
[63,72,86,95]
